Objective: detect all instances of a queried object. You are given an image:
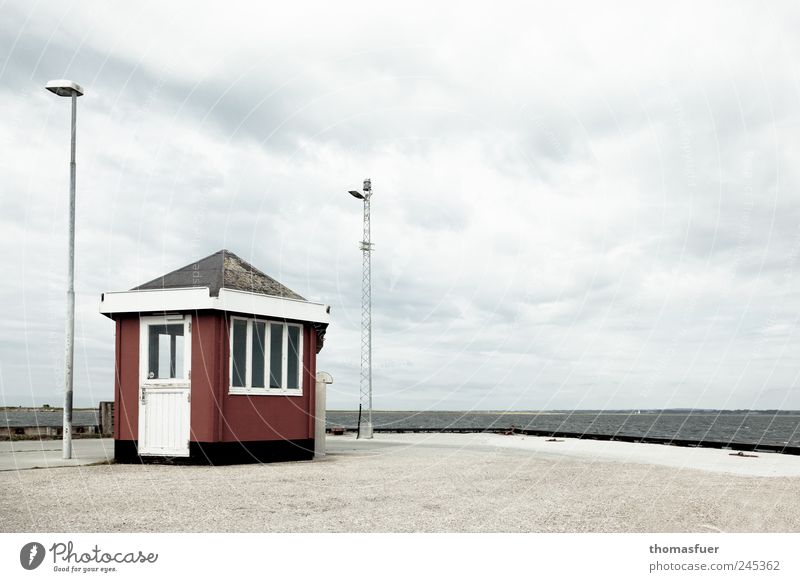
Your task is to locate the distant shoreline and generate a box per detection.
[0,407,97,412]
[5,408,800,449]
[4,406,800,414]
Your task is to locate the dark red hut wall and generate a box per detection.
[219,319,316,443]
[114,311,316,443]
[189,312,222,442]
[114,312,222,442]
[115,315,139,441]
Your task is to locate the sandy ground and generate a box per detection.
[2,433,799,532]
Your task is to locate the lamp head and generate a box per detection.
[348,190,365,199]
[45,79,84,97]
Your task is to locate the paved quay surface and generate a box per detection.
[0,438,113,471]
[2,433,799,532]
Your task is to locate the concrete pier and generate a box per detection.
[0,439,112,471]
[3,433,800,532]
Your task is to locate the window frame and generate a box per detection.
[227,316,304,396]
[139,315,192,387]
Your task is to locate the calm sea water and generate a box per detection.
[4,409,800,448]
[326,410,800,448]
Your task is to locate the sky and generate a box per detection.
[1,1,799,410]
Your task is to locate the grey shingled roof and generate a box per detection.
[133,250,306,300]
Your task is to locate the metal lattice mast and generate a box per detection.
[351,178,374,438]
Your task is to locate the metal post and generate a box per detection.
[63,93,77,459]
[358,179,373,438]
[315,372,332,458]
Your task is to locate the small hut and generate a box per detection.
[99,250,330,464]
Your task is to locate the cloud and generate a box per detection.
[2,1,800,410]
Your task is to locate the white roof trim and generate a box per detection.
[217,289,330,323]
[100,287,330,324]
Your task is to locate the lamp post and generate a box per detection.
[46,79,84,460]
[348,179,374,438]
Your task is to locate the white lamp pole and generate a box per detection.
[348,179,374,438]
[46,79,84,460]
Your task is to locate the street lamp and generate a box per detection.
[46,79,84,460]
[348,179,374,438]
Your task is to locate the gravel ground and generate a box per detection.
[2,433,799,532]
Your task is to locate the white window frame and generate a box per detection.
[228,316,303,396]
[139,315,192,387]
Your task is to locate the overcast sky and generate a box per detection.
[1,1,799,410]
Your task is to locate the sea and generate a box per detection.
[4,409,800,448]
[326,410,800,448]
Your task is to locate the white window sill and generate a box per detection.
[228,388,303,397]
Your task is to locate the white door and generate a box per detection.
[138,315,191,456]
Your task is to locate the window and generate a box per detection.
[148,324,185,379]
[139,315,191,385]
[229,317,303,395]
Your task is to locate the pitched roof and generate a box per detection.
[132,249,306,300]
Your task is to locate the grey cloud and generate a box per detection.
[4,2,800,410]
